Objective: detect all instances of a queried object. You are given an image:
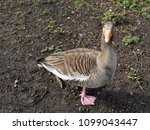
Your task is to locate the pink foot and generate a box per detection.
[80,87,96,105]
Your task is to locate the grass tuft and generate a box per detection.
[101,10,125,25]
[115,0,140,10]
[41,45,61,53]
[122,35,140,48]
[74,0,86,11]
[127,72,142,81]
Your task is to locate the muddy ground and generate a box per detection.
[0,0,150,112]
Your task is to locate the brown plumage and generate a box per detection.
[39,21,117,105]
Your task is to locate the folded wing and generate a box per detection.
[41,48,99,81]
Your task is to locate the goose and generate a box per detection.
[38,21,117,105]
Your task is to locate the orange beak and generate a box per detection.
[104,30,112,43]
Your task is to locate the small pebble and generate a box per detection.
[14,79,19,87]
[79,33,83,37]
[67,17,71,20]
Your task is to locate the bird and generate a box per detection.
[38,21,117,105]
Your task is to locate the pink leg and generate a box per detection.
[80,87,96,105]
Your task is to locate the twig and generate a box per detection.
[137,81,143,91]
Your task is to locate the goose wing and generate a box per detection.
[41,48,99,81]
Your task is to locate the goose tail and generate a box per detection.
[37,58,45,68]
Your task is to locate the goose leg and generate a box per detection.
[55,76,64,88]
[80,87,96,105]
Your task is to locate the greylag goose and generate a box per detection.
[38,21,117,105]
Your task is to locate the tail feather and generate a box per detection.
[37,58,45,68]
[37,58,55,71]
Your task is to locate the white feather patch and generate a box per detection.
[41,63,89,81]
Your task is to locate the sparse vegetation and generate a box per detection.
[115,0,140,10]
[113,12,126,25]
[127,72,143,90]
[53,27,63,33]
[44,19,66,34]
[140,0,150,3]
[16,11,27,19]
[64,85,79,105]
[41,45,61,53]
[101,10,114,24]
[127,72,142,81]
[101,10,125,25]
[122,35,140,48]
[74,0,86,10]
[142,12,150,19]
[32,0,42,5]
[44,19,56,32]
[30,88,48,105]
[78,107,89,112]
[126,25,138,32]
[141,6,150,19]
[141,6,150,12]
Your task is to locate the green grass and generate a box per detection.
[44,19,56,31]
[101,10,125,25]
[78,107,89,113]
[101,10,114,24]
[74,0,86,11]
[141,6,150,12]
[141,7,150,19]
[32,0,42,5]
[44,19,66,34]
[115,0,150,11]
[142,12,150,19]
[41,45,61,53]
[122,35,140,48]
[53,27,63,33]
[16,11,27,19]
[127,72,142,81]
[113,12,126,25]
[115,0,140,10]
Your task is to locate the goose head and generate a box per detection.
[102,21,114,43]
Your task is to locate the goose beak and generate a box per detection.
[104,30,112,43]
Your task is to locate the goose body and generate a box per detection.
[39,22,117,105]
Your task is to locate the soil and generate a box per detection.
[0,0,150,113]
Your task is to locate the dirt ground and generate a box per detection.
[0,0,150,112]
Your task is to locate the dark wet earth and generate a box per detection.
[0,0,150,112]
